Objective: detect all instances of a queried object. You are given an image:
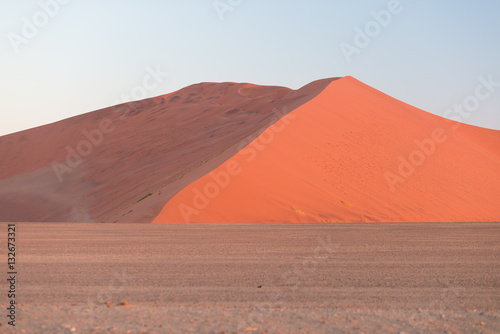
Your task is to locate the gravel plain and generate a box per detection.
[1,222,499,333]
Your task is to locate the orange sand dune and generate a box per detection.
[0,79,334,222]
[153,76,500,223]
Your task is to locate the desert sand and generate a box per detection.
[3,222,499,333]
[1,77,499,333]
[154,76,500,223]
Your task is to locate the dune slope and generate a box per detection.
[0,79,335,222]
[153,76,500,223]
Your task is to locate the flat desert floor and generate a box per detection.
[2,222,499,333]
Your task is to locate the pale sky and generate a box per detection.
[1,0,499,136]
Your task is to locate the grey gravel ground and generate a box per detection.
[1,222,499,333]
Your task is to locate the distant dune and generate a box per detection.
[153,77,500,223]
[0,78,334,222]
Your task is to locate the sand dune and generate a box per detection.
[153,76,500,223]
[2,76,499,223]
[0,79,334,222]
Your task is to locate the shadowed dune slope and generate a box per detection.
[153,76,500,223]
[0,78,336,222]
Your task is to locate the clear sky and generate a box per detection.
[1,0,499,136]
